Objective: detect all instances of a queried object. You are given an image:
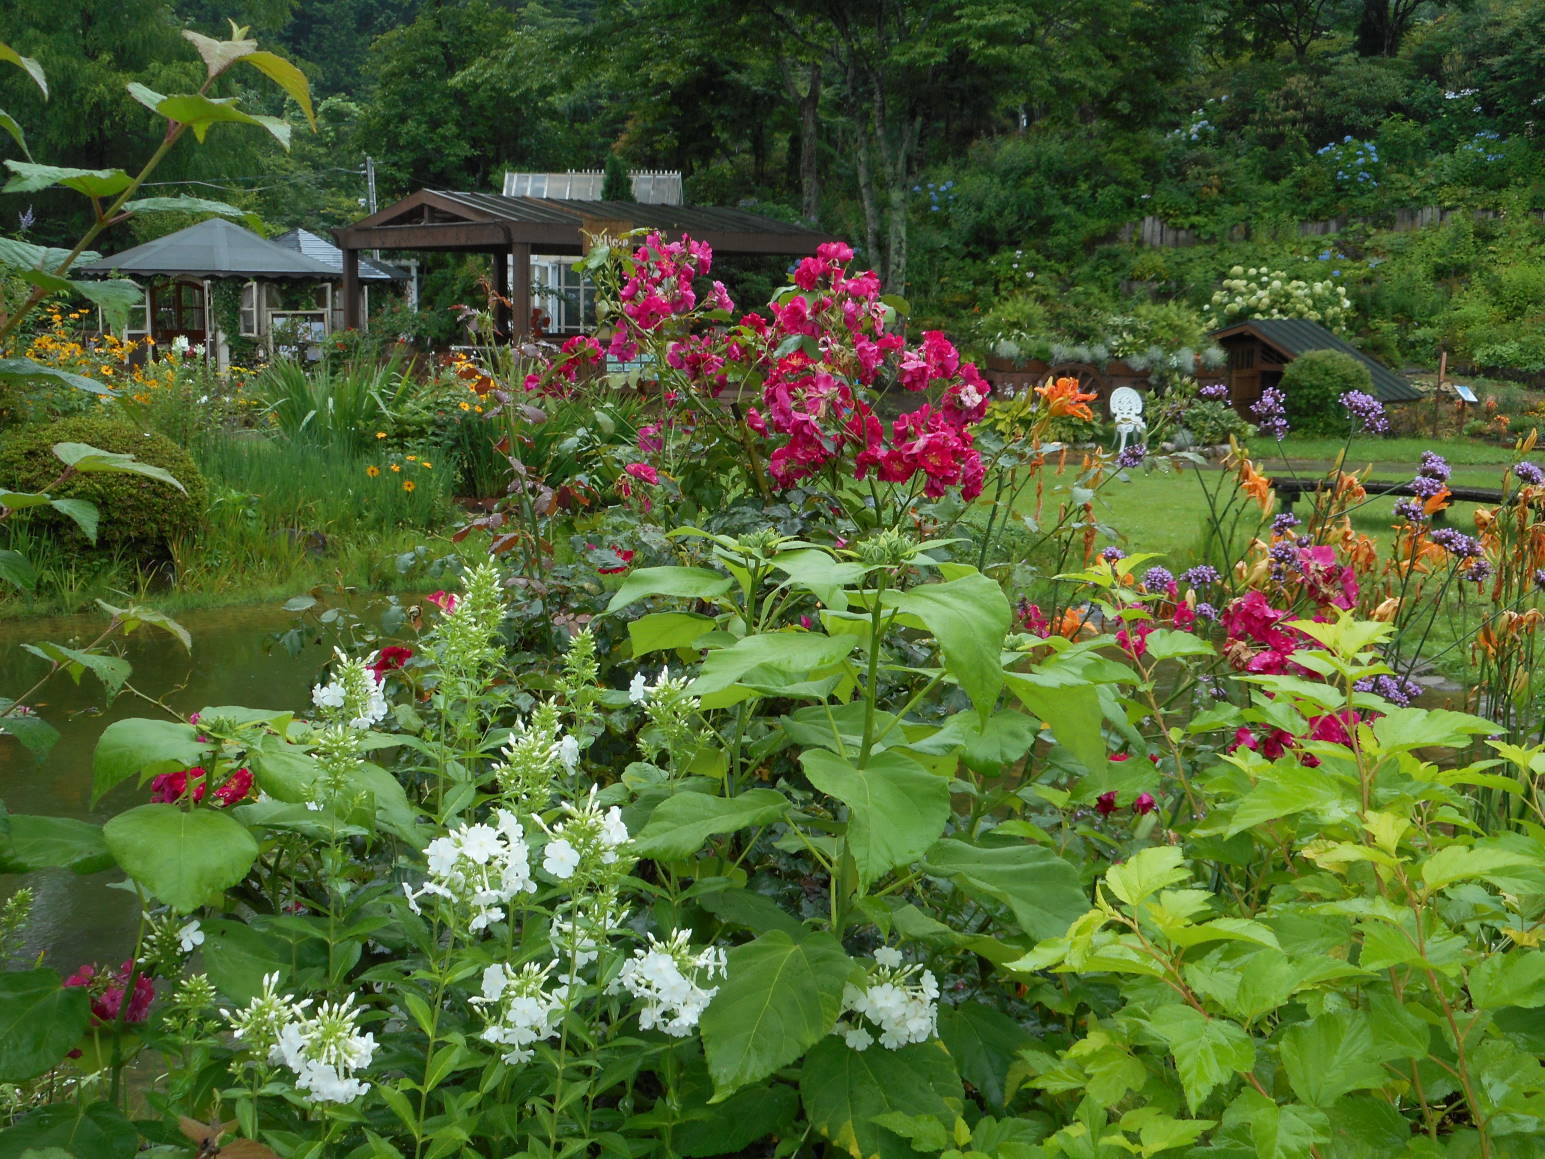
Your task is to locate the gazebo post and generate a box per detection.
[510,242,531,341]
[491,247,509,339]
[342,246,361,330]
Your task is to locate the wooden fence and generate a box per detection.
[1114,206,1545,249]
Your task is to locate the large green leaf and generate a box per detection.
[1003,672,1108,779]
[91,718,205,804]
[199,918,296,1005]
[1146,1004,1254,1114]
[1470,950,1545,1010]
[45,499,98,544]
[1278,1010,1397,1107]
[0,970,91,1082]
[937,1002,1034,1111]
[0,41,47,96]
[20,643,129,697]
[0,699,59,759]
[0,549,36,592]
[691,632,856,703]
[102,805,259,912]
[1221,1089,1329,1159]
[0,359,113,397]
[628,611,715,657]
[605,565,733,613]
[240,51,316,128]
[52,443,184,492]
[673,1072,800,1158]
[1,162,132,198]
[633,789,789,860]
[920,838,1086,940]
[125,85,291,148]
[700,929,853,1097]
[885,571,1010,718]
[0,108,28,159]
[0,815,112,875]
[120,195,249,219]
[799,1038,963,1159]
[0,1100,138,1159]
[801,748,949,888]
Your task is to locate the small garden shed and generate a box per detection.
[1207,318,1422,412]
[77,218,404,367]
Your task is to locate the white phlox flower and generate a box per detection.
[611,929,727,1038]
[310,648,388,730]
[492,701,576,805]
[403,809,536,931]
[470,961,568,1063]
[273,993,377,1104]
[222,972,314,1065]
[536,787,632,885]
[833,947,939,1051]
[177,920,204,953]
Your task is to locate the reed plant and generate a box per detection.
[248,353,419,453]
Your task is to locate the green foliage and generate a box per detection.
[0,414,205,557]
[1278,348,1375,435]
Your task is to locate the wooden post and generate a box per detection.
[510,242,532,341]
[342,246,361,330]
[491,247,509,339]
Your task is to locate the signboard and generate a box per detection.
[1452,383,1478,403]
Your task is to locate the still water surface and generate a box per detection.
[1,604,322,971]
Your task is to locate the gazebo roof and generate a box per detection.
[272,228,407,282]
[333,189,834,256]
[77,217,341,280]
[1210,317,1422,403]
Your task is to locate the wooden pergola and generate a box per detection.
[333,190,837,339]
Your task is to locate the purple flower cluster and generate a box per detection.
[1430,527,1481,558]
[1339,390,1388,435]
[1393,499,1427,523]
[1409,474,1447,499]
[1142,566,1175,592]
[1271,512,1301,537]
[1535,569,1545,591]
[1100,546,1127,563]
[1250,387,1289,440]
[1117,443,1147,469]
[1194,602,1220,623]
[1353,673,1423,708]
[1515,461,1545,486]
[1465,559,1493,584]
[1199,382,1230,401]
[1419,451,1451,482]
[1180,564,1221,587]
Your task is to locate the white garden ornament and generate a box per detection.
[1108,386,1147,454]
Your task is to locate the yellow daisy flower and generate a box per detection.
[376,431,387,439]
[366,465,380,477]
[390,464,401,472]
[403,479,416,493]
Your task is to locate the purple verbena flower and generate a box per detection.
[1271,512,1301,537]
[1180,564,1221,587]
[1199,382,1230,401]
[1100,546,1127,563]
[1354,673,1422,708]
[1117,443,1147,469]
[1430,527,1481,558]
[1393,499,1427,522]
[1465,559,1493,584]
[1418,451,1451,481]
[1142,566,1175,592]
[1339,390,1389,435]
[1194,602,1219,622]
[1535,569,1545,591]
[1250,387,1289,440]
[1409,475,1447,499]
[1515,461,1545,486]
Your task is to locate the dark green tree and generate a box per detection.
[602,150,634,200]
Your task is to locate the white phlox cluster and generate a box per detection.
[834,946,939,1051]
[611,929,727,1038]
[311,648,389,730]
[627,665,689,706]
[224,973,376,1104]
[470,961,569,1063]
[493,702,582,803]
[538,787,630,883]
[403,809,536,931]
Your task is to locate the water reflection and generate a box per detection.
[1,604,322,971]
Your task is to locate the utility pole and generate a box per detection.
[364,156,380,330]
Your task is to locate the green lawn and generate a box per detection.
[1242,434,1521,469]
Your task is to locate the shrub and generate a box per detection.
[0,414,206,559]
[1278,349,1373,435]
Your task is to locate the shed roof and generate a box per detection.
[334,189,832,257]
[77,217,340,280]
[272,228,407,281]
[1210,317,1422,402]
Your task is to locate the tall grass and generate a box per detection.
[249,353,418,452]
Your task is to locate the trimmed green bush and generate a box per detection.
[0,414,206,559]
[1278,349,1374,435]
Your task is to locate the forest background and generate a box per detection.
[4,0,1545,373]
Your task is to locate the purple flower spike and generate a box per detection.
[1339,390,1388,435]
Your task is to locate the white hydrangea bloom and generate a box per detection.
[833,948,939,1051]
[404,809,536,931]
[471,961,568,1063]
[611,929,727,1037]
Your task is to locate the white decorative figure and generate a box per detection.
[1108,386,1146,454]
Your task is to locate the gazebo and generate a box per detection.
[332,190,837,340]
[77,217,404,365]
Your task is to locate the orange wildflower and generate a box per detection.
[1035,376,1097,422]
[1236,458,1274,513]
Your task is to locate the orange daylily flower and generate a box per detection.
[1236,458,1274,513]
[1035,376,1097,422]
